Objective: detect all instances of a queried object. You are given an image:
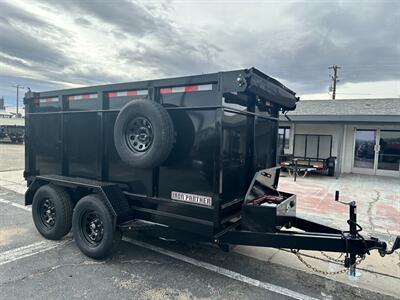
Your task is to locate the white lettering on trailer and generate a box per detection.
[171,191,212,206]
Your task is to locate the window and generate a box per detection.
[278,127,290,154]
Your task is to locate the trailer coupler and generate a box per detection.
[218,194,399,275]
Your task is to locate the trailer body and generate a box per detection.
[24,68,399,269]
[24,68,296,236]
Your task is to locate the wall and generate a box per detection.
[290,123,344,158]
[342,124,400,174]
[287,122,400,176]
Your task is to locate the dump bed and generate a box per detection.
[24,68,298,236]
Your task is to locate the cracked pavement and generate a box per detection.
[1,186,398,300]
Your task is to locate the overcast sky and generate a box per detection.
[0,0,399,107]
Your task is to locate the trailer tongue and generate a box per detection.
[24,67,399,275]
[217,167,399,275]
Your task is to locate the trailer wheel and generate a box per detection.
[32,184,73,240]
[328,167,335,177]
[114,99,174,168]
[72,194,121,259]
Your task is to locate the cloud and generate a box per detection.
[74,17,91,26]
[47,0,224,76]
[0,1,71,68]
[47,0,170,37]
[0,25,71,68]
[0,0,399,105]
[249,1,400,90]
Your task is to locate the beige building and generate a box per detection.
[279,98,400,178]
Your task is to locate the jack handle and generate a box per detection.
[335,190,353,205]
[380,236,400,256]
[335,191,400,257]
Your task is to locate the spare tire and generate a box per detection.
[114,99,174,168]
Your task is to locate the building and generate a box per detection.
[279,98,400,178]
[3,106,25,117]
[0,110,13,118]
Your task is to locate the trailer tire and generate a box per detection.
[114,99,174,168]
[32,184,73,240]
[328,167,335,177]
[72,194,121,259]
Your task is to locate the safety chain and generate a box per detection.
[320,251,344,263]
[292,250,365,275]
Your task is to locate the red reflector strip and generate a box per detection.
[160,87,172,94]
[34,97,59,104]
[184,85,198,92]
[68,94,97,101]
[160,84,212,94]
[107,89,148,98]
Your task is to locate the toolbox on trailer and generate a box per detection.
[24,68,399,274]
[241,167,296,232]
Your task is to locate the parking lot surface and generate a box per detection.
[0,143,399,299]
[279,172,400,236]
[1,186,397,300]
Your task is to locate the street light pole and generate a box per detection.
[12,84,25,117]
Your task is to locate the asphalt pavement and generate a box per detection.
[0,186,396,300]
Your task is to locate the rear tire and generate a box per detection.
[72,194,121,259]
[32,184,73,240]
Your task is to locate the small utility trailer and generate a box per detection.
[24,68,399,275]
[280,134,335,177]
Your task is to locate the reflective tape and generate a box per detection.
[160,84,213,94]
[34,97,59,104]
[67,94,98,101]
[108,89,148,98]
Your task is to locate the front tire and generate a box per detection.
[72,194,121,259]
[32,184,73,240]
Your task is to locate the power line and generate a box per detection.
[329,65,340,100]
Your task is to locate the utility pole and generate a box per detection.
[12,84,25,117]
[329,65,340,100]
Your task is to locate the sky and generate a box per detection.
[0,0,399,108]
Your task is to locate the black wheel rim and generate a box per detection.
[38,198,56,228]
[81,210,104,246]
[125,117,153,152]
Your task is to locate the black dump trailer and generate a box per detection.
[24,68,399,274]
[0,124,24,143]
